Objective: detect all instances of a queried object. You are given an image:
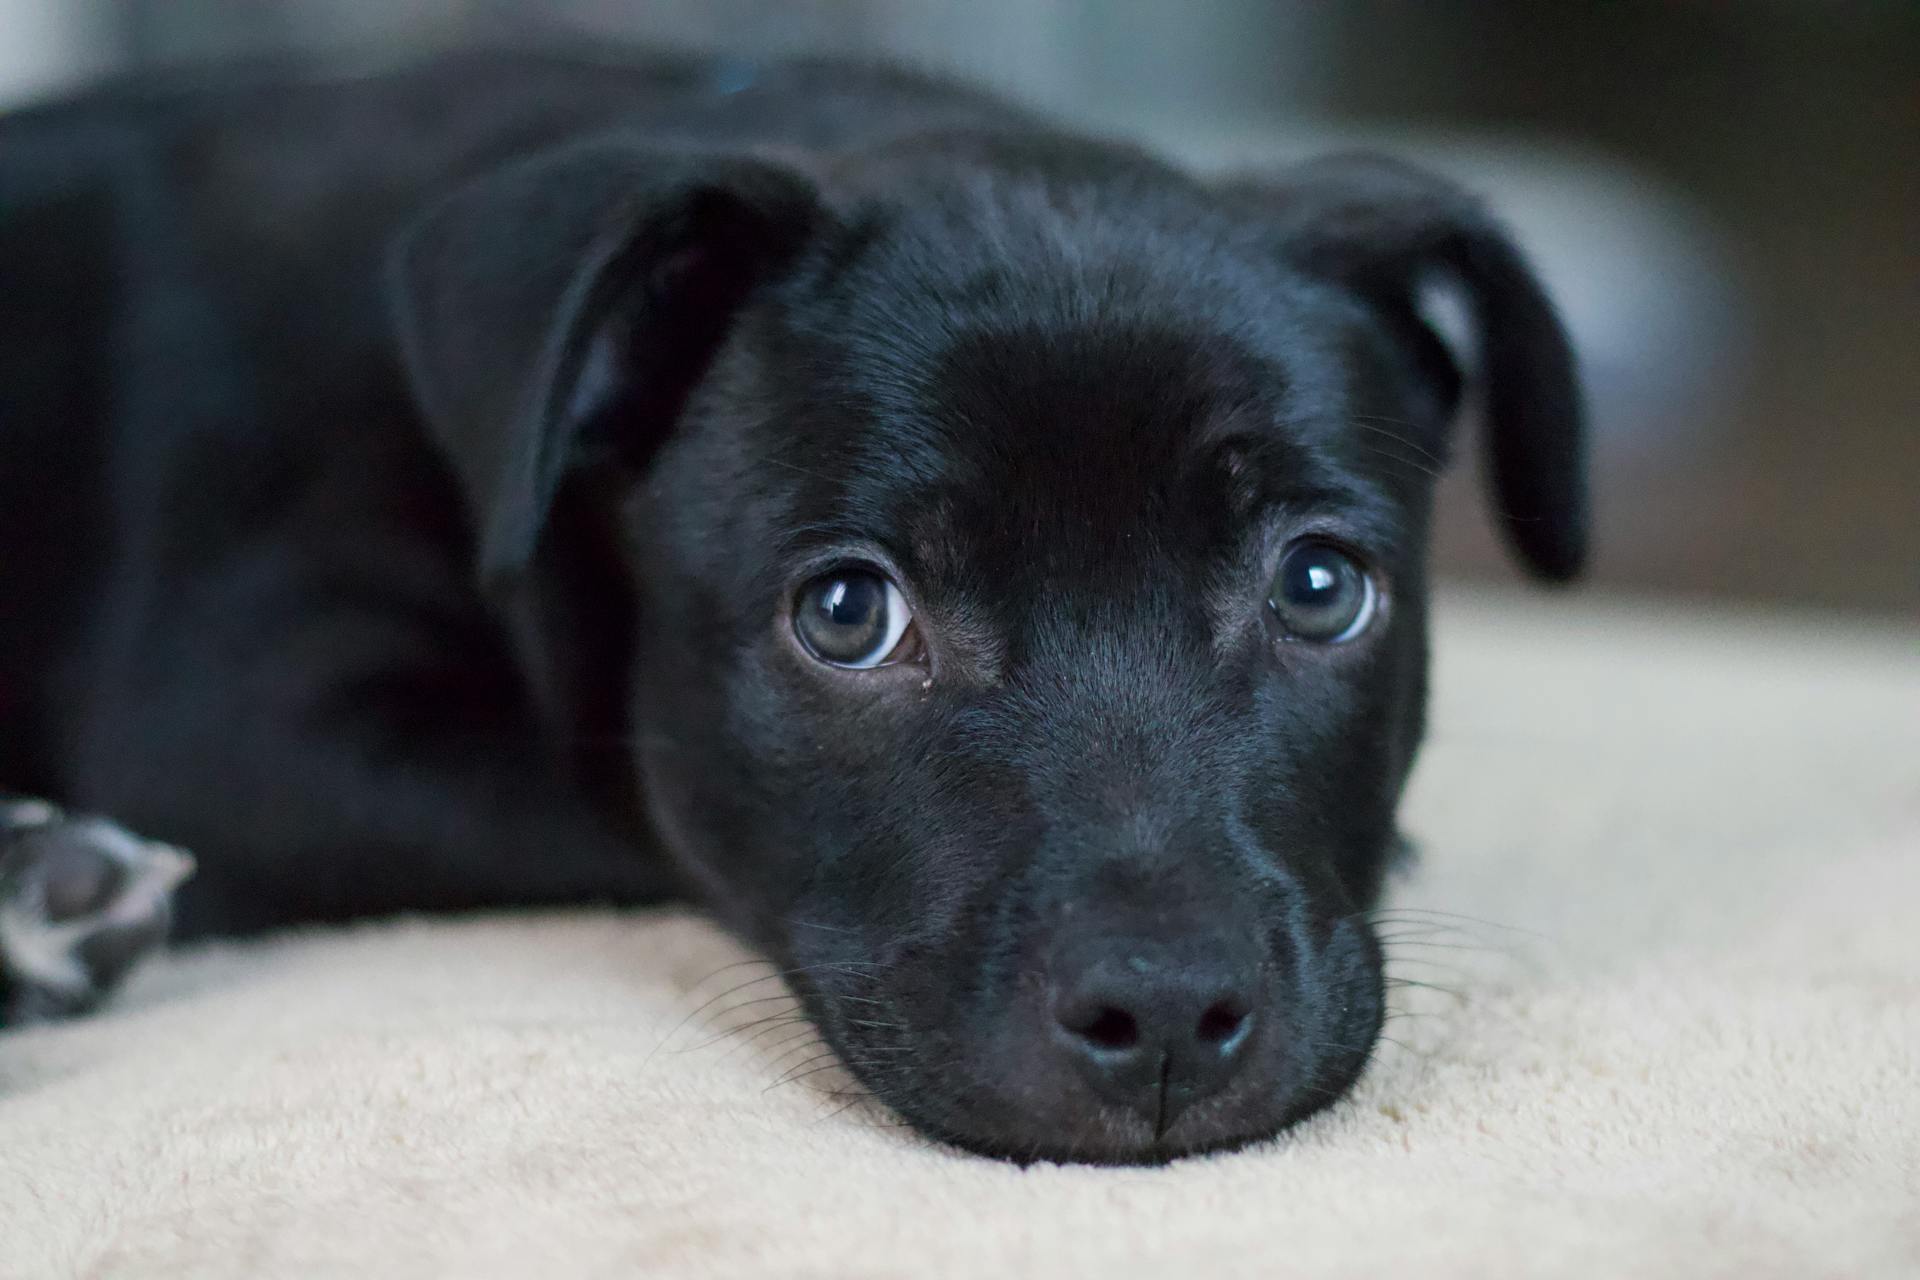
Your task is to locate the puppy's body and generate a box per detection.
[0,48,1584,1162]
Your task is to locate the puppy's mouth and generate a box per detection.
[783,918,1385,1165]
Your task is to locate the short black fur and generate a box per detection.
[0,47,1584,1163]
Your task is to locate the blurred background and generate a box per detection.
[3,0,1914,616]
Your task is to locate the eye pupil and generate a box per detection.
[1270,541,1376,643]
[811,575,882,641]
[821,577,876,627]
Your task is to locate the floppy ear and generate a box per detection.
[387,140,823,584]
[1235,153,1587,581]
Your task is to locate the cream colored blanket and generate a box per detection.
[3,593,1915,1278]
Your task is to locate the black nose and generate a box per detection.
[1049,935,1261,1135]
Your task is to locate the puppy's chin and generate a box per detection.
[833,1031,1380,1166]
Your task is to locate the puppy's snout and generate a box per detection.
[1047,930,1262,1134]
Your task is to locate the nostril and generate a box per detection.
[1194,999,1249,1047]
[1069,1005,1140,1051]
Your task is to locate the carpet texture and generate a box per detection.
[2,591,1915,1278]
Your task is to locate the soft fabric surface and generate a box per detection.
[3,591,1915,1278]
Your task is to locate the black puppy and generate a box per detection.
[0,48,1583,1162]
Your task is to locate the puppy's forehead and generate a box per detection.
[818,314,1370,575]
[811,189,1382,448]
[900,321,1274,547]
[758,184,1415,593]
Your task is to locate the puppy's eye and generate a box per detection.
[1269,541,1378,643]
[794,569,918,668]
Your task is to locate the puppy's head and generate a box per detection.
[390,133,1583,1162]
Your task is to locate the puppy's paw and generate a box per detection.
[0,799,194,1026]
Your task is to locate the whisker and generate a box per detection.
[763,1040,838,1076]
[748,1021,821,1055]
[640,971,780,1068]
[692,989,804,1027]
[813,1093,874,1128]
[1287,1079,1350,1104]
[1347,411,1428,431]
[767,1059,856,1094]
[1366,907,1541,936]
[1376,932,1503,949]
[764,456,839,485]
[1347,418,1448,468]
[780,916,859,935]
[1372,921,1482,937]
[717,1018,815,1064]
[1350,440,1443,482]
[1380,939,1518,958]
[643,959,887,1066]
[1381,958,1478,982]
[764,1049,840,1086]
[678,1006,804,1054]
